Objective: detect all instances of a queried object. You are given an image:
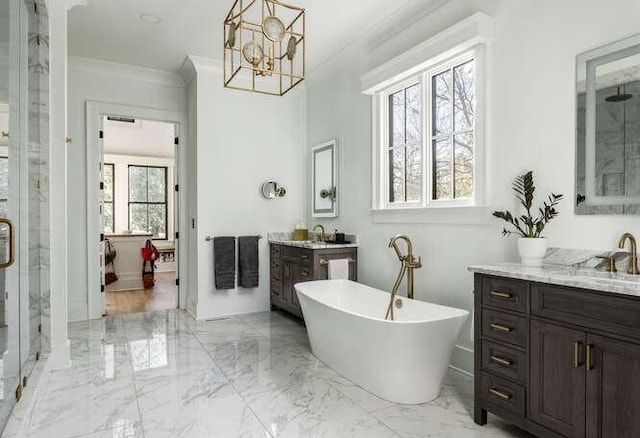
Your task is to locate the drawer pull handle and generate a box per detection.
[586,344,594,371]
[300,271,309,277]
[490,323,513,333]
[490,355,512,367]
[489,388,512,401]
[490,291,512,299]
[301,255,309,260]
[572,342,582,368]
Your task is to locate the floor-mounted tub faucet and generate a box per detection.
[386,234,422,321]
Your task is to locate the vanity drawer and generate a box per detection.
[481,340,527,383]
[531,283,640,339]
[481,276,528,313]
[480,371,526,418]
[482,309,528,349]
[299,249,314,267]
[281,246,301,261]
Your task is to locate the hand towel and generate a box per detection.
[214,237,236,290]
[238,236,260,288]
[328,259,349,280]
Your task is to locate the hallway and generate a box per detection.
[2,310,528,438]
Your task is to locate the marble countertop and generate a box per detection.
[269,239,359,250]
[468,263,640,298]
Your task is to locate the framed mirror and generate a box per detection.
[311,140,337,218]
[576,34,640,215]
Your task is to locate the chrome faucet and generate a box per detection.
[618,233,639,275]
[313,224,325,242]
[385,234,422,321]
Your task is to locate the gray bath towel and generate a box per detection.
[214,237,236,290]
[238,236,259,288]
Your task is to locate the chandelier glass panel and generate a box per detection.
[224,0,305,96]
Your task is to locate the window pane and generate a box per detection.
[148,167,166,203]
[148,204,166,239]
[389,148,405,203]
[390,90,405,145]
[406,84,422,142]
[433,138,452,200]
[103,203,114,234]
[103,164,114,202]
[433,70,452,136]
[129,204,148,233]
[129,167,148,202]
[454,60,475,132]
[406,145,422,202]
[454,133,475,198]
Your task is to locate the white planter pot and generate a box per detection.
[517,238,548,267]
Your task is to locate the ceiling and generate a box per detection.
[104,118,175,158]
[68,0,444,73]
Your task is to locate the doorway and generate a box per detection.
[100,117,179,316]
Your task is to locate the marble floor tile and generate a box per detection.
[4,309,535,438]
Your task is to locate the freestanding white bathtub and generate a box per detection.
[295,280,469,404]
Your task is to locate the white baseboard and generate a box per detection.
[450,344,474,376]
[48,339,71,370]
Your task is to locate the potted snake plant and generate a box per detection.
[493,171,564,267]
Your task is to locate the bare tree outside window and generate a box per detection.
[432,59,475,200]
[388,83,422,203]
[102,163,114,233]
[128,165,167,239]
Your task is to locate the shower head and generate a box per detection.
[605,86,633,103]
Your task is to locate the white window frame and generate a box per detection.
[363,13,493,224]
[376,47,485,213]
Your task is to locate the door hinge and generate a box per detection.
[99,130,104,139]
[175,184,179,192]
[100,181,104,190]
[38,323,41,333]
[15,384,22,402]
[101,284,106,293]
[100,233,105,242]
[192,218,195,229]
[175,232,179,240]
[175,278,180,286]
[35,351,40,361]
[174,137,179,146]
[22,376,27,388]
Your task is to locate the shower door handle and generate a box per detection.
[0,219,15,269]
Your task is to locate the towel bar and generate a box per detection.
[319,258,355,265]
[205,235,263,242]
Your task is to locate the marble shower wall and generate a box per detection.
[577,81,640,214]
[27,0,50,356]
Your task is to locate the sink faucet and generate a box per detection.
[313,224,325,242]
[618,233,639,275]
[385,234,422,321]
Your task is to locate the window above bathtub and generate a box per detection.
[362,13,494,225]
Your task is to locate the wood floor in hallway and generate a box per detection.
[104,271,177,316]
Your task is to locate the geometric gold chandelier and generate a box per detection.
[223,0,305,96]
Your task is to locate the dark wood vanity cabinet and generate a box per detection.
[474,274,640,438]
[270,243,357,318]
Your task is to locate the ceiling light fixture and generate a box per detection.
[223,0,305,96]
[139,13,161,25]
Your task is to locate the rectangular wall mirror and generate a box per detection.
[576,34,640,215]
[311,140,337,218]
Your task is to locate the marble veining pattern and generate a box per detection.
[3,310,531,438]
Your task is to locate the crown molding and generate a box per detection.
[68,56,185,88]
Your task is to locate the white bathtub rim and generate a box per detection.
[295,279,469,325]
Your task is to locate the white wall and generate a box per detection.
[103,153,175,238]
[306,0,640,374]
[67,57,186,321]
[187,58,306,320]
